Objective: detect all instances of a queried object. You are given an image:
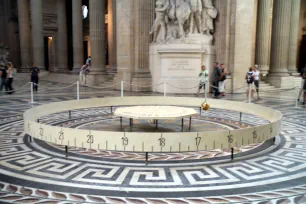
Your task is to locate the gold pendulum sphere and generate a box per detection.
[201,102,210,111]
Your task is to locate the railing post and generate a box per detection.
[30,82,34,104]
[248,84,252,104]
[295,86,298,108]
[77,81,80,100]
[164,81,166,97]
[205,82,208,99]
[121,81,124,97]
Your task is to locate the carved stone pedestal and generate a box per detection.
[149,43,216,94]
[266,76,295,89]
[86,72,107,86]
[131,72,152,92]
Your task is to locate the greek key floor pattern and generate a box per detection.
[0,80,306,203]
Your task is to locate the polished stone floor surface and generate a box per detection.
[0,78,306,204]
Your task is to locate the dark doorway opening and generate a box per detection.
[66,0,73,70]
[44,37,49,71]
[299,35,306,72]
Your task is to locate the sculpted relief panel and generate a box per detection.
[150,0,218,44]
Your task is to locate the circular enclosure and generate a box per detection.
[24,96,282,152]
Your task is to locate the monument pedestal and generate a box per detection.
[149,43,216,94]
[267,75,295,89]
[86,71,107,86]
[131,72,152,92]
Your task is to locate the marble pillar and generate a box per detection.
[17,0,31,71]
[231,0,258,92]
[72,0,83,71]
[215,0,228,65]
[255,0,272,76]
[114,0,133,89]
[267,0,296,88]
[107,0,116,68]
[30,0,45,69]
[56,0,68,72]
[269,0,292,76]
[87,0,106,85]
[131,0,154,91]
[288,0,301,74]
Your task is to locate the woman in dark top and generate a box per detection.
[30,63,40,91]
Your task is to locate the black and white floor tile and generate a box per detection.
[0,80,306,203]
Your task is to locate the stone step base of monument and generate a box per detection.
[259,81,276,91]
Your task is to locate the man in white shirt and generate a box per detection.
[196,65,209,97]
[298,65,306,103]
[79,64,90,85]
[253,65,260,99]
[86,56,91,67]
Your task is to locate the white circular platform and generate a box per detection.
[114,106,198,120]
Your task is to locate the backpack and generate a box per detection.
[246,71,254,84]
[1,68,7,79]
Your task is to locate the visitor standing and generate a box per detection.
[219,64,227,96]
[246,67,255,101]
[196,65,209,97]
[79,64,90,85]
[30,63,40,92]
[253,65,260,99]
[298,64,306,102]
[302,66,306,105]
[7,62,16,94]
[86,56,91,67]
[211,62,222,98]
[0,63,8,92]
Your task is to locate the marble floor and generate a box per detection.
[0,77,306,204]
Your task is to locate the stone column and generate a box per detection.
[56,0,68,72]
[30,0,45,69]
[214,0,228,65]
[255,0,272,76]
[230,0,257,92]
[131,0,154,91]
[72,0,83,71]
[269,0,292,76]
[288,0,301,74]
[107,0,116,69]
[114,0,133,90]
[87,0,106,85]
[17,0,32,71]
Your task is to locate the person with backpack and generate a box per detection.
[0,63,8,92]
[245,67,255,101]
[30,63,40,92]
[86,56,91,67]
[253,65,260,99]
[298,64,306,103]
[6,62,16,94]
[218,64,227,96]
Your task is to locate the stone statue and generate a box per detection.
[201,0,217,35]
[0,44,10,65]
[150,0,217,44]
[150,0,169,43]
[189,0,202,34]
[176,0,191,37]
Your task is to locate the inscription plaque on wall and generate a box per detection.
[161,58,201,78]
